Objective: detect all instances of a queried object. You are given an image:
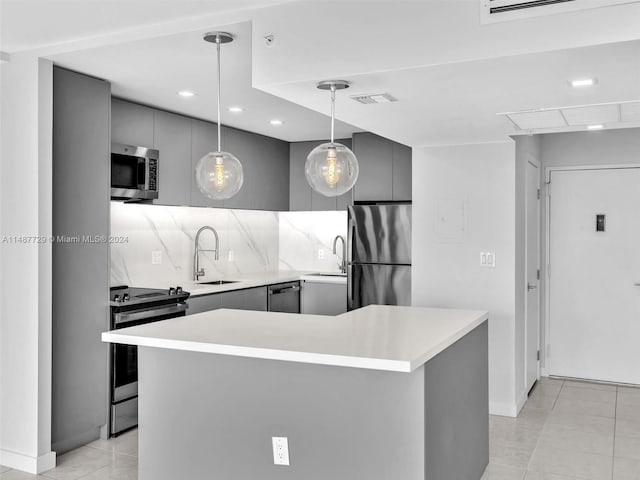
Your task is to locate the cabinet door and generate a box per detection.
[392,142,412,201]
[353,132,393,201]
[190,119,224,208]
[111,98,154,147]
[267,282,300,313]
[289,142,312,211]
[186,294,222,315]
[220,287,267,311]
[224,127,289,211]
[154,110,191,206]
[301,281,347,315]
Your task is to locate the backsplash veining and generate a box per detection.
[110,202,279,287]
[110,203,347,287]
[279,211,347,272]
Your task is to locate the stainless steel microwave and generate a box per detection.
[111,143,159,201]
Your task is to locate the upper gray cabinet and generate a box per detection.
[154,111,191,206]
[289,138,353,211]
[352,132,412,202]
[223,127,289,211]
[111,98,154,147]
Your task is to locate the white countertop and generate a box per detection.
[102,305,488,373]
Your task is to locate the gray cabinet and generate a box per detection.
[111,98,154,147]
[301,281,347,315]
[392,142,412,201]
[190,119,224,208]
[221,287,267,311]
[52,67,111,453]
[352,133,412,202]
[187,294,222,316]
[154,110,191,206]
[289,138,353,211]
[224,127,289,211]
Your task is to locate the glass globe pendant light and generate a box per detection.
[195,32,243,200]
[305,80,359,197]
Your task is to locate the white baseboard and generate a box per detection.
[0,449,56,474]
[489,401,518,417]
[515,390,528,415]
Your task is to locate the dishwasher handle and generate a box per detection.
[268,285,301,295]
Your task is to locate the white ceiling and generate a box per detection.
[48,21,360,142]
[3,0,640,146]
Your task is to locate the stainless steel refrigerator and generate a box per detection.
[347,204,411,310]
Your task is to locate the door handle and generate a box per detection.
[527,283,538,291]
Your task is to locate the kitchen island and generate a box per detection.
[102,305,489,480]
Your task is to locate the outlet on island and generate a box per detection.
[272,436,290,466]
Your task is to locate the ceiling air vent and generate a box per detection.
[350,93,398,105]
[481,0,640,23]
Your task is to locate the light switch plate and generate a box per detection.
[151,250,162,265]
[272,437,289,466]
[480,251,496,268]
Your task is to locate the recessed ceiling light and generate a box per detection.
[228,106,243,113]
[570,78,596,88]
[270,119,284,126]
[587,124,604,130]
[178,90,196,98]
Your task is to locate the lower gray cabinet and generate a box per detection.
[301,281,347,315]
[221,286,268,311]
[187,294,222,316]
[267,281,300,313]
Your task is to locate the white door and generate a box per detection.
[525,161,540,392]
[549,168,640,384]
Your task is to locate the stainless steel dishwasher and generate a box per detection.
[267,281,301,313]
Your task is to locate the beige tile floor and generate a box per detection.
[1,378,638,479]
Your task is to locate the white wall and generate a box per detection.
[538,128,640,373]
[412,142,519,416]
[0,54,55,473]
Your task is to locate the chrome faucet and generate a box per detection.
[194,226,219,281]
[333,235,347,274]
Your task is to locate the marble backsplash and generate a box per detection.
[110,203,348,287]
[278,211,347,273]
[110,202,279,287]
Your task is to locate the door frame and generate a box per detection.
[524,157,541,393]
[542,164,640,377]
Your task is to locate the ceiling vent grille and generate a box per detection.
[350,93,398,105]
[481,0,640,23]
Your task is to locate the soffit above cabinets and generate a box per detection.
[500,101,640,134]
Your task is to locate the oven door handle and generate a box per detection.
[113,302,188,327]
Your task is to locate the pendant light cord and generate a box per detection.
[216,36,222,153]
[330,84,336,144]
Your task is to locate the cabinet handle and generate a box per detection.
[268,285,301,295]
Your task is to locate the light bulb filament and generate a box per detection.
[325,148,339,187]
[214,156,225,191]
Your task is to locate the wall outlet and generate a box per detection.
[317,249,325,260]
[480,251,496,268]
[151,250,162,265]
[272,437,289,466]
[228,250,234,262]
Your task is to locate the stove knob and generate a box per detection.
[122,293,130,302]
[168,287,176,295]
[176,286,183,294]
[113,294,121,303]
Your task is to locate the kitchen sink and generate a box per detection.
[197,280,239,285]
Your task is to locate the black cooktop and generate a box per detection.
[110,285,189,308]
